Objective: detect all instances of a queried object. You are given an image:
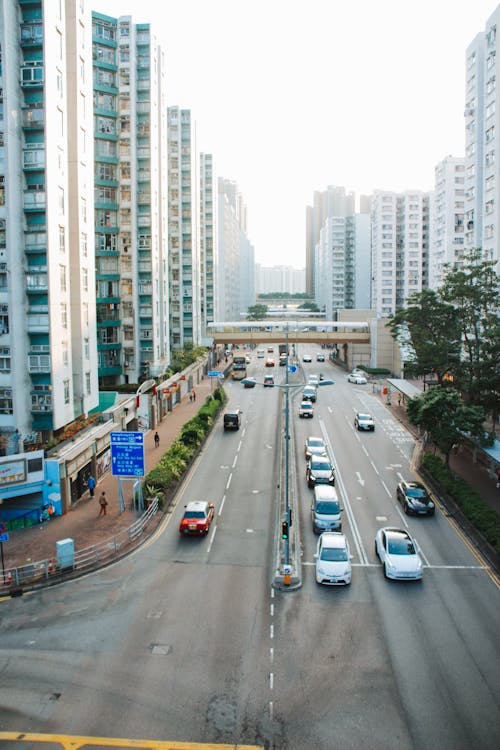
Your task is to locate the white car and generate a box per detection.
[315,532,351,585]
[348,372,368,384]
[308,375,320,386]
[299,401,314,418]
[374,527,424,581]
[354,412,375,431]
[303,354,312,363]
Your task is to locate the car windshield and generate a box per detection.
[387,537,416,555]
[316,501,339,514]
[320,547,348,562]
[359,414,371,421]
[301,403,312,409]
[311,459,331,471]
[406,488,427,499]
[184,511,206,519]
[308,439,324,447]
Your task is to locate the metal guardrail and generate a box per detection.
[0,499,160,597]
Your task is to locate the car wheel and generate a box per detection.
[404,502,410,515]
[374,541,379,558]
[384,564,389,579]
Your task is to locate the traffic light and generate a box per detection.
[281,520,289,540]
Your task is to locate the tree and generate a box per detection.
[246,304,268,320]
[298,301,320,312]
[440,248,500,423]
[387,289,461,383]
[407,388,486,467]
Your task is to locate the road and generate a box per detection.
[0,347,499,750]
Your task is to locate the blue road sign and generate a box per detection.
[110,431,145,477]
[208,370,222,377]
[288,365,298,373]
[0,533,9,543]
[0,522,6,533]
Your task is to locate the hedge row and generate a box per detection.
[143,386,227,504]
[421,451,500,554]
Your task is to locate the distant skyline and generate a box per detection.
[97,0,498,268]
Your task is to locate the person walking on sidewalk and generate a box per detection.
[154,431,160,448]
[192,389,196,402]
[87,474,96,497]
[98,491,108,516]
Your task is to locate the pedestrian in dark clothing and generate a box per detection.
[87,475,96,497]
[192,389,196,402]
[98,491,108,516]
[154,431,160,448]
[189,392,193,403]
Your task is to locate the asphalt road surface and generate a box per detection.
[0,348,499,750]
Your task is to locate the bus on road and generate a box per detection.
[232,355,247,380]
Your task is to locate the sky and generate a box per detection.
[96,0,499,268]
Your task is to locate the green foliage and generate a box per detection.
[407,389,486,463]
[246,304,269,320]
[164,347,209,379]
[297,301,320,311]
[421,452,500,553]
[142,387,227,498]
[387,288,461,382]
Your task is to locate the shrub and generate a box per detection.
[421,452,500,553]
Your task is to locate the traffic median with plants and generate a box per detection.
[143,386,226,507]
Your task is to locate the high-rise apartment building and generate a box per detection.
[314,208,371,318]
[92,13,169,383]
[0,0,98,448]
[199,152,217,341]
[371,190,430,317]
[465,6,500,266]
[167,107,201,349]
[217,178,254,321]
[305,186,355,295]
[428,155,466,289]
[254,265,305,295]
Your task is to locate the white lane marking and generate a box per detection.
[415,538,430,567]
[207,525,217,554]
[218,495,226,516]
[362,444,369,456]
[327,406,333,413]
[381,480,392,497]
[370,460,380,475]
[232,454,238,468]
[226,473,232,490]
[320,419,368,565]
[270,604,274,616]
[242,427,246,437]
[269,701,273,721]
[270,624,274,639]
[270,647,274,663]
[395,504,409,527]
[270,673,274,690]
[271,587,275,599]
[356,472,365,486]
[397,471,405,482]
[237,440,242,452]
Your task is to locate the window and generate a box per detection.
[62,343,68,366]
[486,125,495,142]
[61,303,67,329]
[0,305,8,334]
[85,372,91,395]
[82,232,88,257]
[82,267,88,292]
[63,379,70,405]
[60,265,67,291]
[0,346,10,372]
[84,338,89,359]
[59,226,66,253]
[0,387,13,414]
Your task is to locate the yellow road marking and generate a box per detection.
[0,732,264,750]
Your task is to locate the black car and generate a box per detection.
[397,480,435,516]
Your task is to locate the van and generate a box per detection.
[311,485,342,534]
[257,349,265,358]
[223,409,242,431]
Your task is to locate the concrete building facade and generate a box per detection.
[465,5,500,267]
[428,155,466,289]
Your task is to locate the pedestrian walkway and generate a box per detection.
[2,376,215,572]
[372,380,500,515]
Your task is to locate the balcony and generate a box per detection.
[24,190,46,211]
[27,314,49,333]
[21,106,44,129]
[28,354,51,373]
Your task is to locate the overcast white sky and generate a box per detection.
[96,0,498,268]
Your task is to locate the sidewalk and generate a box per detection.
[373,383,500,515]
[2,376,216,572]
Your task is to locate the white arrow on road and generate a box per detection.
[356,472,365,486]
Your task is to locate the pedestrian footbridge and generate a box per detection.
[207,320,371,346]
